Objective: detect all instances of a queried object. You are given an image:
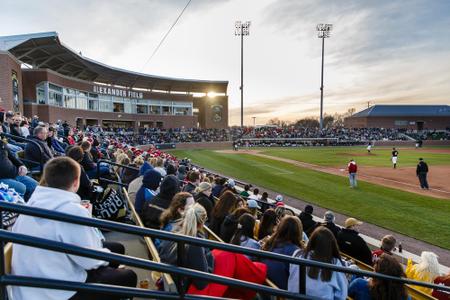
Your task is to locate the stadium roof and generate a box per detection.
[0,32,228,94]
[352,105,450,118]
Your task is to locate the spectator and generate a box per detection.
[135,169,162,215]
[9,113,22,137]
[166,163,177,176]
[219,178,237,196]
[261,216,305,290]
[240,184,251,198]
[372,235,396,264]
[67,128,76,145]
[19,120,30,138]
[320,211,341,239]
[212,177,226,198]
[47,127,65,154]
[337,218,372,266]
[432,271,450,300]
[177,165,187,181]
[159,192,194,232]
[247,188,261,200]
[230,213,260,259]
[121,156,142,185]
[80,141,109,179]
[298,204,317,236]
[159,203,212,291]
[416,158,429,190]
[142,175,180,229]
[288,227,348,299]
[349,254,410,300]
[209,190,239,235]
[194,182,214,222]
[257,208,278,241]
[10,157,137,300]
[183,171,200,195]
[66,146,94,200]
[259,192,271,212]
[406,251,440,295]
[153,157,166,176]
[24,126,54,166]
[220,207,251,243]
[127,161,153,204]
[0,136,37,201]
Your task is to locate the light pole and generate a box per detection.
[235,21,251,128]
[316,23,332,130]
[252,116,256,127]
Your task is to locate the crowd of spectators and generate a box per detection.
[1,111,450,299]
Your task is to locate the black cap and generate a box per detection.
[419,158,423,161]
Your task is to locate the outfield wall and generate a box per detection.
[375,140,450,147]
[139,141,233,151]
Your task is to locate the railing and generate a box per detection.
[0,133,44,174]
[96,159,139,188]
[1,202,449,300]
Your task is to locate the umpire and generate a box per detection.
[416,158,429,189]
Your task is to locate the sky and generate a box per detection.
[1,0,449,125]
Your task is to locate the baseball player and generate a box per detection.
[367,143,372,154]
[391,147,399,169]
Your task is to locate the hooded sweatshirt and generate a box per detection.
[10,186,109,300]
[135,170,162,214]
[127,162,153,204]
[142,175,180,228]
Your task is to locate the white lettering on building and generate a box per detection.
[93,85,143,99]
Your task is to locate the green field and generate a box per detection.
[169,148,450,250]
[259,146,450,168]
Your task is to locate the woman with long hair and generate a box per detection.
[406,251,440,294]
[159,192,195,232]
[261,216,305,290]
[289,226,347,299]
[230,214,260,259]
[209,191,238,235]
[220,207,250,243]
[349,253,410,300]
[257,209,278,240]
[159,203,212,291]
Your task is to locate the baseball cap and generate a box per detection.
[247,199,261,209]
[324,211,335,222]
[275,195,283,202]
[344,217,363,228]
[227,179,235,188]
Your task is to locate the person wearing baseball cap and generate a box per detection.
[319,211,341,239]
[337,218,372,265]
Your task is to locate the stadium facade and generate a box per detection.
[0,32,228,129]
[345,105,450,130]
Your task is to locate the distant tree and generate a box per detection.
[267,118,281,126]
[323,115,334,128]
[294,117,320,128]
[347,108,356,116]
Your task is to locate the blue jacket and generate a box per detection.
[261,242,299,290]
[135,170,161,214]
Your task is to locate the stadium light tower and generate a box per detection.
[235,21,251,128]
[316,23,333,130]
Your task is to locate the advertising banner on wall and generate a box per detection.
[11,70,19,112]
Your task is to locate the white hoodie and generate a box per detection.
[9,186,109,300]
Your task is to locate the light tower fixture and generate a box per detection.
[235,21,251,128]
[316,23,333,130]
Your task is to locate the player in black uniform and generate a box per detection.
[416,158,429,189]
[391,147,399,169]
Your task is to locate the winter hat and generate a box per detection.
[142,170,162,191]
[275,201,285,207]
[324,211,335,223]
[195,182,212,194]
[159,175,180,199]
[247,199,261,209]
[139,161,153,176]
[304,205,314,214]
[275,195,283,202]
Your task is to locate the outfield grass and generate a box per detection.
[169,149,450,249]
[258,146,450,167]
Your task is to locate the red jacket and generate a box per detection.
[432,275,450,300]
[348,162,357,173]
[188,249,267,300]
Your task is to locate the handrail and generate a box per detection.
[0,202,448,294]
[1,132,44,174]
[96,159,139,187]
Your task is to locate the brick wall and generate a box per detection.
[0,52,23,113]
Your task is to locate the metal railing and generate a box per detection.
[0,133,44,174]
[96,159,139,188]
[1,201,449,300]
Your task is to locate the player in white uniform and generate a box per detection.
[391,147,399,169]
[367,143,372,154]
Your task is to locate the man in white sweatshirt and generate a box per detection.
[10,157,137,300]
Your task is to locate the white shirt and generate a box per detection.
[20,126,30,138]
[9,186,109,300]
[248,194,261,201]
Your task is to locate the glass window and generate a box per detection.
[149,105,161,115]
[37,88,46,104]
[162,105,172,115]
[124,99,134,114]
[49,91,63,106]
[113,102,124,113]
[64,95,76,108]
[49,83,63,93]
[174,106,191,116]
[137,105,148,114]
[77,91,88,110]
[99,100,112,112]
[89,99,99,111]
